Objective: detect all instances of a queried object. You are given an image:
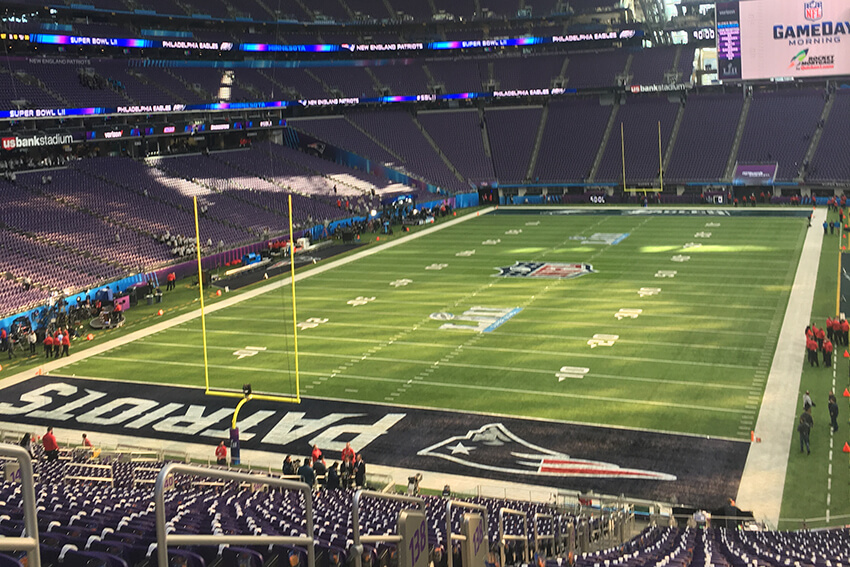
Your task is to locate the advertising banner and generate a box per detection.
[733,163,778,185]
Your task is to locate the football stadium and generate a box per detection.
[0,0,849,565]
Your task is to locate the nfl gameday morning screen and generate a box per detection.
[717,0,850,81]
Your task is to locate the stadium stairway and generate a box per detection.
[798,92,835,182]
[525,103,549,181]
[588,102,620,182]
[411,114,467,185]
[723,94,752,181]
[660,99,686,179]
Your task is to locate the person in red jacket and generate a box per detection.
[43,334,53,358]
[842,319,850,346]
[215,441,227,466]
[831,317,842,345]
[826,317,834,342]
[311,444,324,466]
[823,339,833,367]
[61,329,70,358]
[814,325,825,349]
[42,426,59,461]
[341,442,356,464]
[806,336,820,367]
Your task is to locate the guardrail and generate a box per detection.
[498,508,529,566]
[154,463,315,567]
[351,490,426,567]
[0,444,41,567]
[445,500,488,567]
[533,512,555,557]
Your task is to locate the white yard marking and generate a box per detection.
[556,366,590,381]
[588,334,619,348]
[655,270,677,278]
[455,250,476,257]
[671,255,691,262]
[615,309,643,320]
[347,296,376,306]
[389,279,413,287]
[505,229,522,235]
[296,318,328,330]
[706,222,720,227]
[482,239,501,245]
[425,263,448,270]
[525,221,540,226]
[638,287,661,297]
[233,346,266,360]
[694,231,712,238]
[682,243,702,249]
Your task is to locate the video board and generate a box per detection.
[717,0,850,81]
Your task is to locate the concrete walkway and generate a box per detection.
[736,208,826,527]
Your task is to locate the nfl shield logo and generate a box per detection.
[805,0,823,21]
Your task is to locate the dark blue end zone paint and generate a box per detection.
[0,375,748,509]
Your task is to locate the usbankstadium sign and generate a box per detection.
[2,133,74,150]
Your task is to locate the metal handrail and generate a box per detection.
[351,490,426,567]
[154,463,315,567]
[445,500,489,567]
[533,512,554,557]
[498,507,529,566]
[556,514,575,555]
[0,444,41,567]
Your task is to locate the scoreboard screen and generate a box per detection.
[716,1,742,80]
[716,0,850,81]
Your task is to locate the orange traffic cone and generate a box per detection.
[844,442,850,453]
[844,388,850,397]
[844,350,849,358]
[34,368,42,375]
[750,431,755,442]
[157,309,164,316]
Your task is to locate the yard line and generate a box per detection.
[224,298,772,324]
[188,313,771,338]
[238,288,781,312]
[130,340,757,371]
[138,340,754,388]
[167,325,764,353]
[91,356,750,416]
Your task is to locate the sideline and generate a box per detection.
[736,208,826,526]
[0,208,495,390]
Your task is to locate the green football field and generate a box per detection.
[62,209,808,441]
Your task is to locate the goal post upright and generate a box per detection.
[657,120,664,194]
[621,122,627,194]
[193,196,211,394]
[621,121,665,197]
[288,194,301,403]
[194,195,301,404]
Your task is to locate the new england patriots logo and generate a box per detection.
[804,0,823,21]
[418,423,676,481]
[494,262,594,279]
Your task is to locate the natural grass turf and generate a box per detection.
[778,212,850,528]
[63,210,806,443]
